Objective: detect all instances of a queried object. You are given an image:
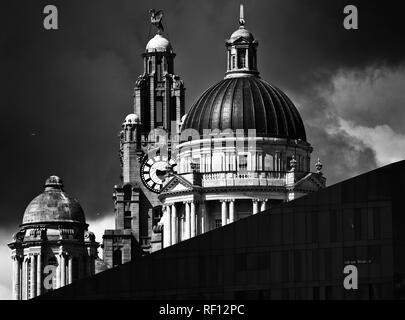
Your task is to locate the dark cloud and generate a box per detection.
[1,0,405,231]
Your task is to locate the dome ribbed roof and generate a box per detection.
[22,176,86,225]
[182,77,307,141]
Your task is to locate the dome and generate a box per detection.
[182,77,307,141]
[123,113,139,125]
[22,176,86,225]
[146,34,172,52]
[229,27,254,42]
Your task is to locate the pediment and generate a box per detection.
[293,173,325,191]
[160,175,193,194]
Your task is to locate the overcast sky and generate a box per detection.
[1,0,405,298]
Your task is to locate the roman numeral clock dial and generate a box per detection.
[140,155,177,193]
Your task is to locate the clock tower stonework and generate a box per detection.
[102,12,185,268]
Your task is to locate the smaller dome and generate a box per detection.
[123,113,140,125]
[22,175,86,225]
[146,34,172,52]
[229,27,254,43]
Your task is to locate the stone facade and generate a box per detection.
[102,29,186,267]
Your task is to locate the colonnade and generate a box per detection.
[12,252,76,300]
[162,198,269,248]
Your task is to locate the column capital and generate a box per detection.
[252,198,260,203]
[11,255,22,262]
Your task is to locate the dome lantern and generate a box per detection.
[225,4,259,79]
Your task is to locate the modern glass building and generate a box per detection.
[39,160,405,300]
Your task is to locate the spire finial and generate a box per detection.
[315,158,323,174]
[239,4,245,27]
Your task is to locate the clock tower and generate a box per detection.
[102,10,185,268]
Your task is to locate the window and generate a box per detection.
[354,208,362,240]
[238,154,248,172]
[294,251,302,282]
[72,258,79,281]
[264,154,273,171]
[368,245,381,264]
[148,59,152,73]
[113,249,122,268]
[215,219,222,229]
[237,49,246,68]
[235,253,247,272]
[282,251,289,282]
[156,60,162,80]
[311,212,318,242]
[325,286,332,300]
[123,185,132,201]
[286,156,292,171]
[156,100,163,126]
[124,211,132,229]
[312,250,319,281]
[373,207,381,240]
[258,251,271,269]
[313,287,320,300]
[330,210,337,242]
[324,249,332,279]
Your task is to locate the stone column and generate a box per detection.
[30,255,36,299]
[221,200,228,227]
[229,199,235,223]
[171,204,177,245]
[36,254,41,296]
[260,199,267,212]
[68,256,73,285]
[200,202,206,234]
[253,199,259,214]
[12,256,21,300]
[60,253,66,287]
[184,202,191,239]
[163,206,171,248]
[22,257,27,300]
[56,254,61,289]
[190,202,196,237]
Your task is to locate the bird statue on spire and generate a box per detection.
[149,9,164,34]
[239,4,245,27]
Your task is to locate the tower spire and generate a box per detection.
[239,4,245,27]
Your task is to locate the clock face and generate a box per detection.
[140,155,177,193]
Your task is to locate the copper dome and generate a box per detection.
[22,176,86,225]
[182,76,307,141]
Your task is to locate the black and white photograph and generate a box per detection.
[1,0,405,311]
